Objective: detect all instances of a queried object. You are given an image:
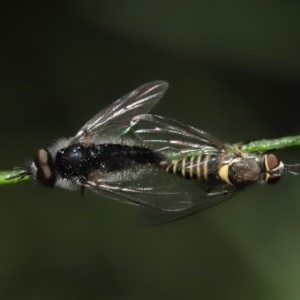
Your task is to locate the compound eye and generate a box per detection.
[266,174,281,185]
[34,148,56,187]
[265,154,281,185]
[265,154,280,171]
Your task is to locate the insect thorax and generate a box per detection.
[54,143,163,180]
[226,156,262,187]
[227,154,283,187]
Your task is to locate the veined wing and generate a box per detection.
[137,187,238,226]
[81,158,238,221]
[131,114,239,159]
[83,160,195,211]
[73,81,168,144]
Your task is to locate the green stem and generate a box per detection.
[1,135,300,187]
[0,170,30,185]
[237,135,300,153]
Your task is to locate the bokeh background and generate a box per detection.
[1,1,300,299]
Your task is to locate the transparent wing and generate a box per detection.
[137,187,238,226]
[73,81,168,144]
[131,114,239,159]
[80,158,238,223]
[83,160,195,211]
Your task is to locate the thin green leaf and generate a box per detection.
[0,170,30,186]
[237,135,300,153]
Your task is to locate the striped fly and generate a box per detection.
[131,114,300,225]
[13,82,299,226]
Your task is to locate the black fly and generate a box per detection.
[22,81,202,217]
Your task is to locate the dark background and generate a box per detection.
[1,1,300,299]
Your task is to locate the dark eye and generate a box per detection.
[265,154,281,185]
[267,174,281,185]
[265,154,280,171]
[34,148,56,187]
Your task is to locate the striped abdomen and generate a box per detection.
[164,154,220,184]
[161,151,286,188]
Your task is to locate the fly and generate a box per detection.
[14,81,206,217]
[131,114,300,225]
[28,81,168,190]
[11,82,300,226]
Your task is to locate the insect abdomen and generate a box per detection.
[55,143,163,179]
[165,154,219,184]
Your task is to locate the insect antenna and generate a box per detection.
[283,163,300,175]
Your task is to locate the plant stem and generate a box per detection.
[237,135,300,153]
[0,170,30,185]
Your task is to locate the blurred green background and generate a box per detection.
[1,1,300,299]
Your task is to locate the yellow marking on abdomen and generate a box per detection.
[218,164,231,184]
[202,154,211,181]
[196,155,201,179]
[181,157,186,177]
[189,155,195,179]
